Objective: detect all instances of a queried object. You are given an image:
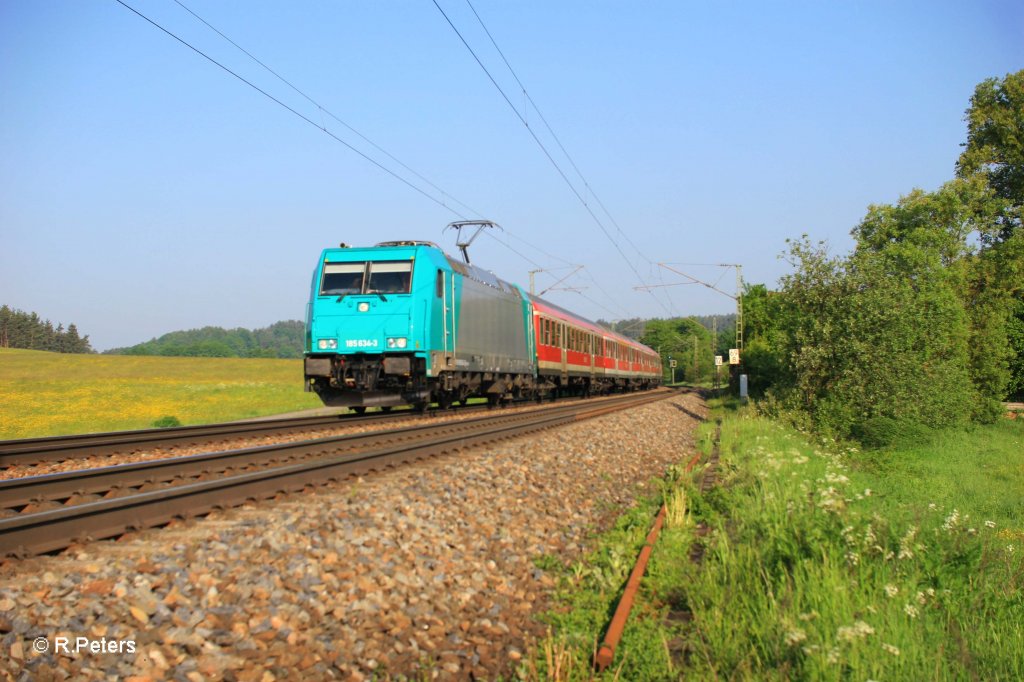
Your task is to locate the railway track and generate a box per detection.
[0,390,670,558]
[0,404,501,468]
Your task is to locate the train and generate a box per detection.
[303,240,662,412]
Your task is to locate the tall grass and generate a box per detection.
[0,349,323,438]
[652,410,1024,679]
[529,403,1024,679]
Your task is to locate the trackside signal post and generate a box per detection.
[635,262,745,395]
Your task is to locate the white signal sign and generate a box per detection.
[669,360,677,368]
[729,349,740,365]
[715,355,723,366]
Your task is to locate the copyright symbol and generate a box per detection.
[33,636,49,653]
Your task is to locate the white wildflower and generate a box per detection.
[985,520,996,529]
[881,643,900,657]
[784,628,807,646]
[837,621,875,642]
[928,502,937,511]
[864,524,877,546]
[898,526,918,560]
[826,647,841,664]
[943,509,960,532]
[863,488,872,497]
[884,584,899,598]
[904,604,919,619]
[916,591,927,605]
[846,551,860,566]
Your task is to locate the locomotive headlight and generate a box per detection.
[357,302,370,312]
[387,337,408,349]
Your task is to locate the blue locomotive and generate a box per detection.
[303,240,661,412]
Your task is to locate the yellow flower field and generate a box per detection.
[0,349,324,439]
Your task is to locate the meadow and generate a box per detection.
[0,349,324,439]
[529,400,1024,680]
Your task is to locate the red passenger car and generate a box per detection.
[529,295,661,396]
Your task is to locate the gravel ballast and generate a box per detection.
[1,391,706,680]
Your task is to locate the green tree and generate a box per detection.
[641,317,714,383]
[957,69,1024,401]
[957,70,1024,215]
[739,283,788,396]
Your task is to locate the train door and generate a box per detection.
[560,322,567,381]
[438,269,456,368]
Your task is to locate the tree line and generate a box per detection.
[104,320,305,359]
[0,305,94,353]
[738,70,1024,443]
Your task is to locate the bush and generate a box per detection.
[151,415,182,428]
[850,416,935,449]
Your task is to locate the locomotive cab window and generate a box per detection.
[368,261,413,294]
[320,262,365,296]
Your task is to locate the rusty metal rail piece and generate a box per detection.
[594,415,716,671]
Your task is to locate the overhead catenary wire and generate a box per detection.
[114,0,472,219]
[462,0,656,271]
[171,0,486,221]
[430,0,672,317]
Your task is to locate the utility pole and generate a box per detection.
[528,265,583,296]
[735,265,744,356]
[693,335,698,384]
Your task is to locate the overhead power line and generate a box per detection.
[430,0,672,316]
[171,0,484,220]
[462,0,655,270]
[115,0,475,218]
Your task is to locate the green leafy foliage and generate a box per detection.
[957,70,1024,213]
[0,305,93,353]
[641,318,716,383]
[151,415,182,428]
[742,71,1024,437]
[105,320,305,359]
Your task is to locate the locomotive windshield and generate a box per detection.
[320,262,365,296]
[319,260,413,296]
[367,261,412,294]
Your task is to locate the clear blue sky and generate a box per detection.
[2,1,1021,350]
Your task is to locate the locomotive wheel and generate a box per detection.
[413,401,428,413]
[437,392,454,410]
[380,406,392,413]
[351,406,367,415]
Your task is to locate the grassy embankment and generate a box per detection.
[0,348,324,439]
[529,399,1024,680]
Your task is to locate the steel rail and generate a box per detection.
[0,404,491,467]
[0,406,586,510]
[0,391,670,557]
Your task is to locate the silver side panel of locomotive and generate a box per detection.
[450,275,533,374]
[425,257,533,376]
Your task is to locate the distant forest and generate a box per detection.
[105,321,305,358]
[0,305,94,353]
[599,314,737,347]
